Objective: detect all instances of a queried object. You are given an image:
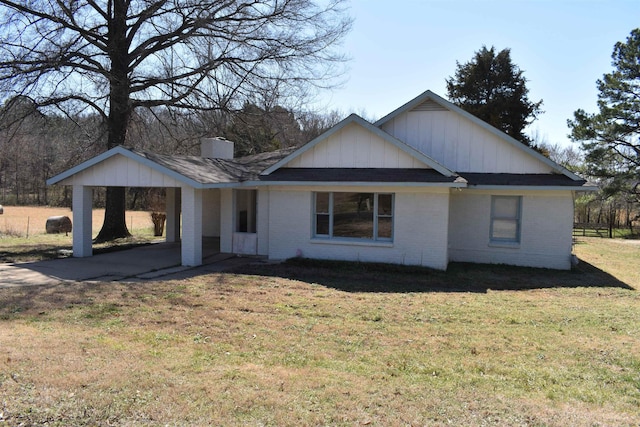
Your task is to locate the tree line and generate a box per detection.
[0,97,340,208]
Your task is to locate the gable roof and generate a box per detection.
[47,145,294,188]
[261,113,456,177]
[375,90,585,181]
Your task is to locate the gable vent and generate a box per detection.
[412,99,447,112]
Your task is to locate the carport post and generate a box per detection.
[72,185,93,257]
[165,187,181,243]
[181,186,202,266]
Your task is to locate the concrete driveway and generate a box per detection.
[0,239,254,287]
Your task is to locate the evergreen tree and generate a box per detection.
[446,46,543,145]
[568,28,640,203]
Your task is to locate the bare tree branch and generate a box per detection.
[0,0,351,240]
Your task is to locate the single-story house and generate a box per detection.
[47,90,596,270]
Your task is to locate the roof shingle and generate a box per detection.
[132,147,295,184]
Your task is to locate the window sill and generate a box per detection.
[310,238,394,248]
[488,241,521,249]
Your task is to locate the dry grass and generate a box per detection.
[573,237,640,287]
[0,238,639,426]
[0,205,153,237]
[0,206,156,262]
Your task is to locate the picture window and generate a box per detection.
[313,192,394,241]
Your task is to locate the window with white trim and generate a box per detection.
[314,192,394,241]
[490,196,522,243]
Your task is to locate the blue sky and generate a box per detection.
[316,0,640,147]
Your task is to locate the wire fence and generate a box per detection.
[0,207,154,238]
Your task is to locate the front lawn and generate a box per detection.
[0,237,638,426]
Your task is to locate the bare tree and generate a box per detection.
[0,0,351,241]
[0,97,105,206]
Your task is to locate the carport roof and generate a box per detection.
[47,145,296,188]
[136,147,296,184]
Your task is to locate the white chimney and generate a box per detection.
[201,137,234,159]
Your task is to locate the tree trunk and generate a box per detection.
[95,0,131,242]
[608,204,614,239]
[95,167,131,241]
[95,186,129,242]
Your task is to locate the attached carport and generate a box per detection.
[47,142,292,267]
[47,146,208,266]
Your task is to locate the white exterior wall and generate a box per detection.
[448,189,575,269]
[286,122,426,169]
[380,110,551,174]
[268,186,450,270]
[202,189,221,237]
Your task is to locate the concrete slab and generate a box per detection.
[0,238,256,287]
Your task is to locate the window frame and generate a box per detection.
[314,192,331,237]
[313,192,394,242]
[490,195,522,244]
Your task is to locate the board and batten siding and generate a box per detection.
[448,189,575,269]
[380,109,551,174]
[267,186,449,270]
[285,122,427,169]
[58,154,182,188]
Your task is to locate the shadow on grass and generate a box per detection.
[231,257,635,293]
[0,240,156,263]
[0,280,106,319]
[0,255,634,321]
[0,244,72,263]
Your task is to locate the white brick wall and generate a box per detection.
[267,187,450,270]
[395,191,449,268]
[218,185,574,270]
[448,189,574,269]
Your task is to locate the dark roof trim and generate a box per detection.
[458,173,596,189]
[261,168,466,184]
